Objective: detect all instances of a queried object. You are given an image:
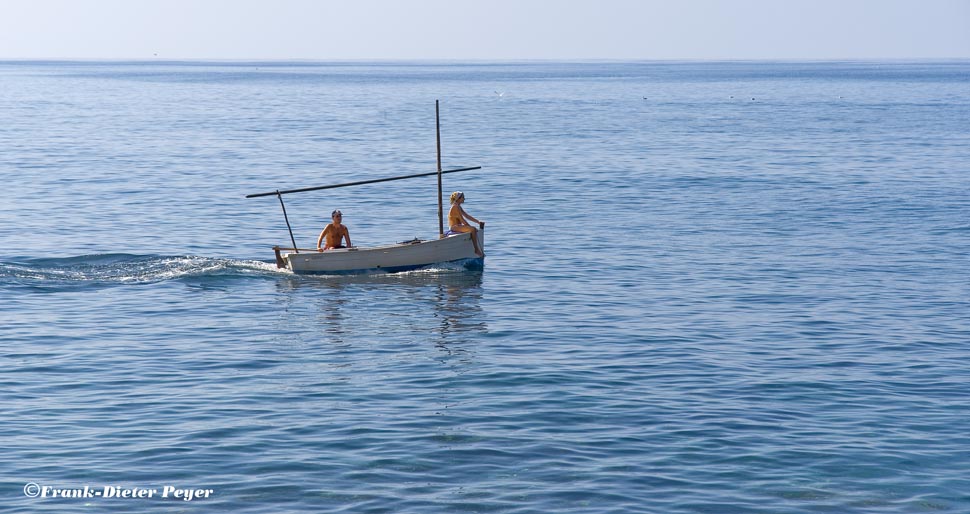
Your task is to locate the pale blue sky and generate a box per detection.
[1,0,967,60]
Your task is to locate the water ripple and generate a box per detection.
[3,61,969,513]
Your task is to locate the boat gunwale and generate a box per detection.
[275,231,472,256]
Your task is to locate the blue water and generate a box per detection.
[2,61,969,513]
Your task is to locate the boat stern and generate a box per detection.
[273,246,287,269]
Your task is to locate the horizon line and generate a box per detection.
[2,56,969,64]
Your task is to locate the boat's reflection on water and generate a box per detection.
[273,269,486,353]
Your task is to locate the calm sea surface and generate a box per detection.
[1,61,968,513]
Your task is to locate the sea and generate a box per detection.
[1,60,968,513]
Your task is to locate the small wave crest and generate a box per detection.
[0,253,286,289]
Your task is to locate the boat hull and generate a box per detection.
[280,229,484,275]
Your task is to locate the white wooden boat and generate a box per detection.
[272,229,484,275]
[249,101,486,275]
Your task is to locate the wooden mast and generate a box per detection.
[436,100,444,237]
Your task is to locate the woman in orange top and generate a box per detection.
[447,191,484,257]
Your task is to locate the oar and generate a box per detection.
[246,166,482,199]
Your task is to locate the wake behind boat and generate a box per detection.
[247,101,486,275]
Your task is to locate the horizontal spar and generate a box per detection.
[246,166,482,199]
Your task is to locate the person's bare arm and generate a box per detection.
[460,205,481,225]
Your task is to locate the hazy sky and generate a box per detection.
[1,0,967,60]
